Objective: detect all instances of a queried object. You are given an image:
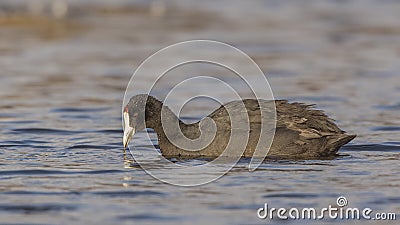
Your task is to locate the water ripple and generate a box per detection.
[117,213,178,221]
[0,191,81,196]
[6,140,51,144]
[95,129,122,134]
[0,144,53,149]
[213,203,260,210]
[50,107,111,113]
[342,144,400,152]
[0,169,124,176]
[10,128,83,135]
[93,190,166,198]
[263,193,320,198]
[67,144,115,150]
[375,103,400,110]
[0,204,77,212]
[371,126,400,131]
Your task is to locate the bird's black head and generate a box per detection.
[122,94,159,149]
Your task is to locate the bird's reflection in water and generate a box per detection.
[123,149,136,169]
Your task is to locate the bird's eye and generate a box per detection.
[133,112,138,118]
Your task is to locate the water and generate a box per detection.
[0,0,399,224]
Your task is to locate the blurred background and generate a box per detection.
[0,0,399,224]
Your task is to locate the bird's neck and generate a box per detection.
[144,97,185,135]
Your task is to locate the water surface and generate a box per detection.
[0,0,399,224]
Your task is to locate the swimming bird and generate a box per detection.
[123,94,355,159]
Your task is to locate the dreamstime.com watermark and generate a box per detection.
[257,196,397,221]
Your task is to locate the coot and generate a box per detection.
[123,94,355,159]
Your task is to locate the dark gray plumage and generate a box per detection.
[123,94,356,159]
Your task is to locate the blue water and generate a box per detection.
[0,0,399,224]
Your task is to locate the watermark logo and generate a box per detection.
[336,196,348,207]
[257,196,397,220]
[122,40,276,186]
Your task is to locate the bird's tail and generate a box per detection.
[326,134,356,154]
